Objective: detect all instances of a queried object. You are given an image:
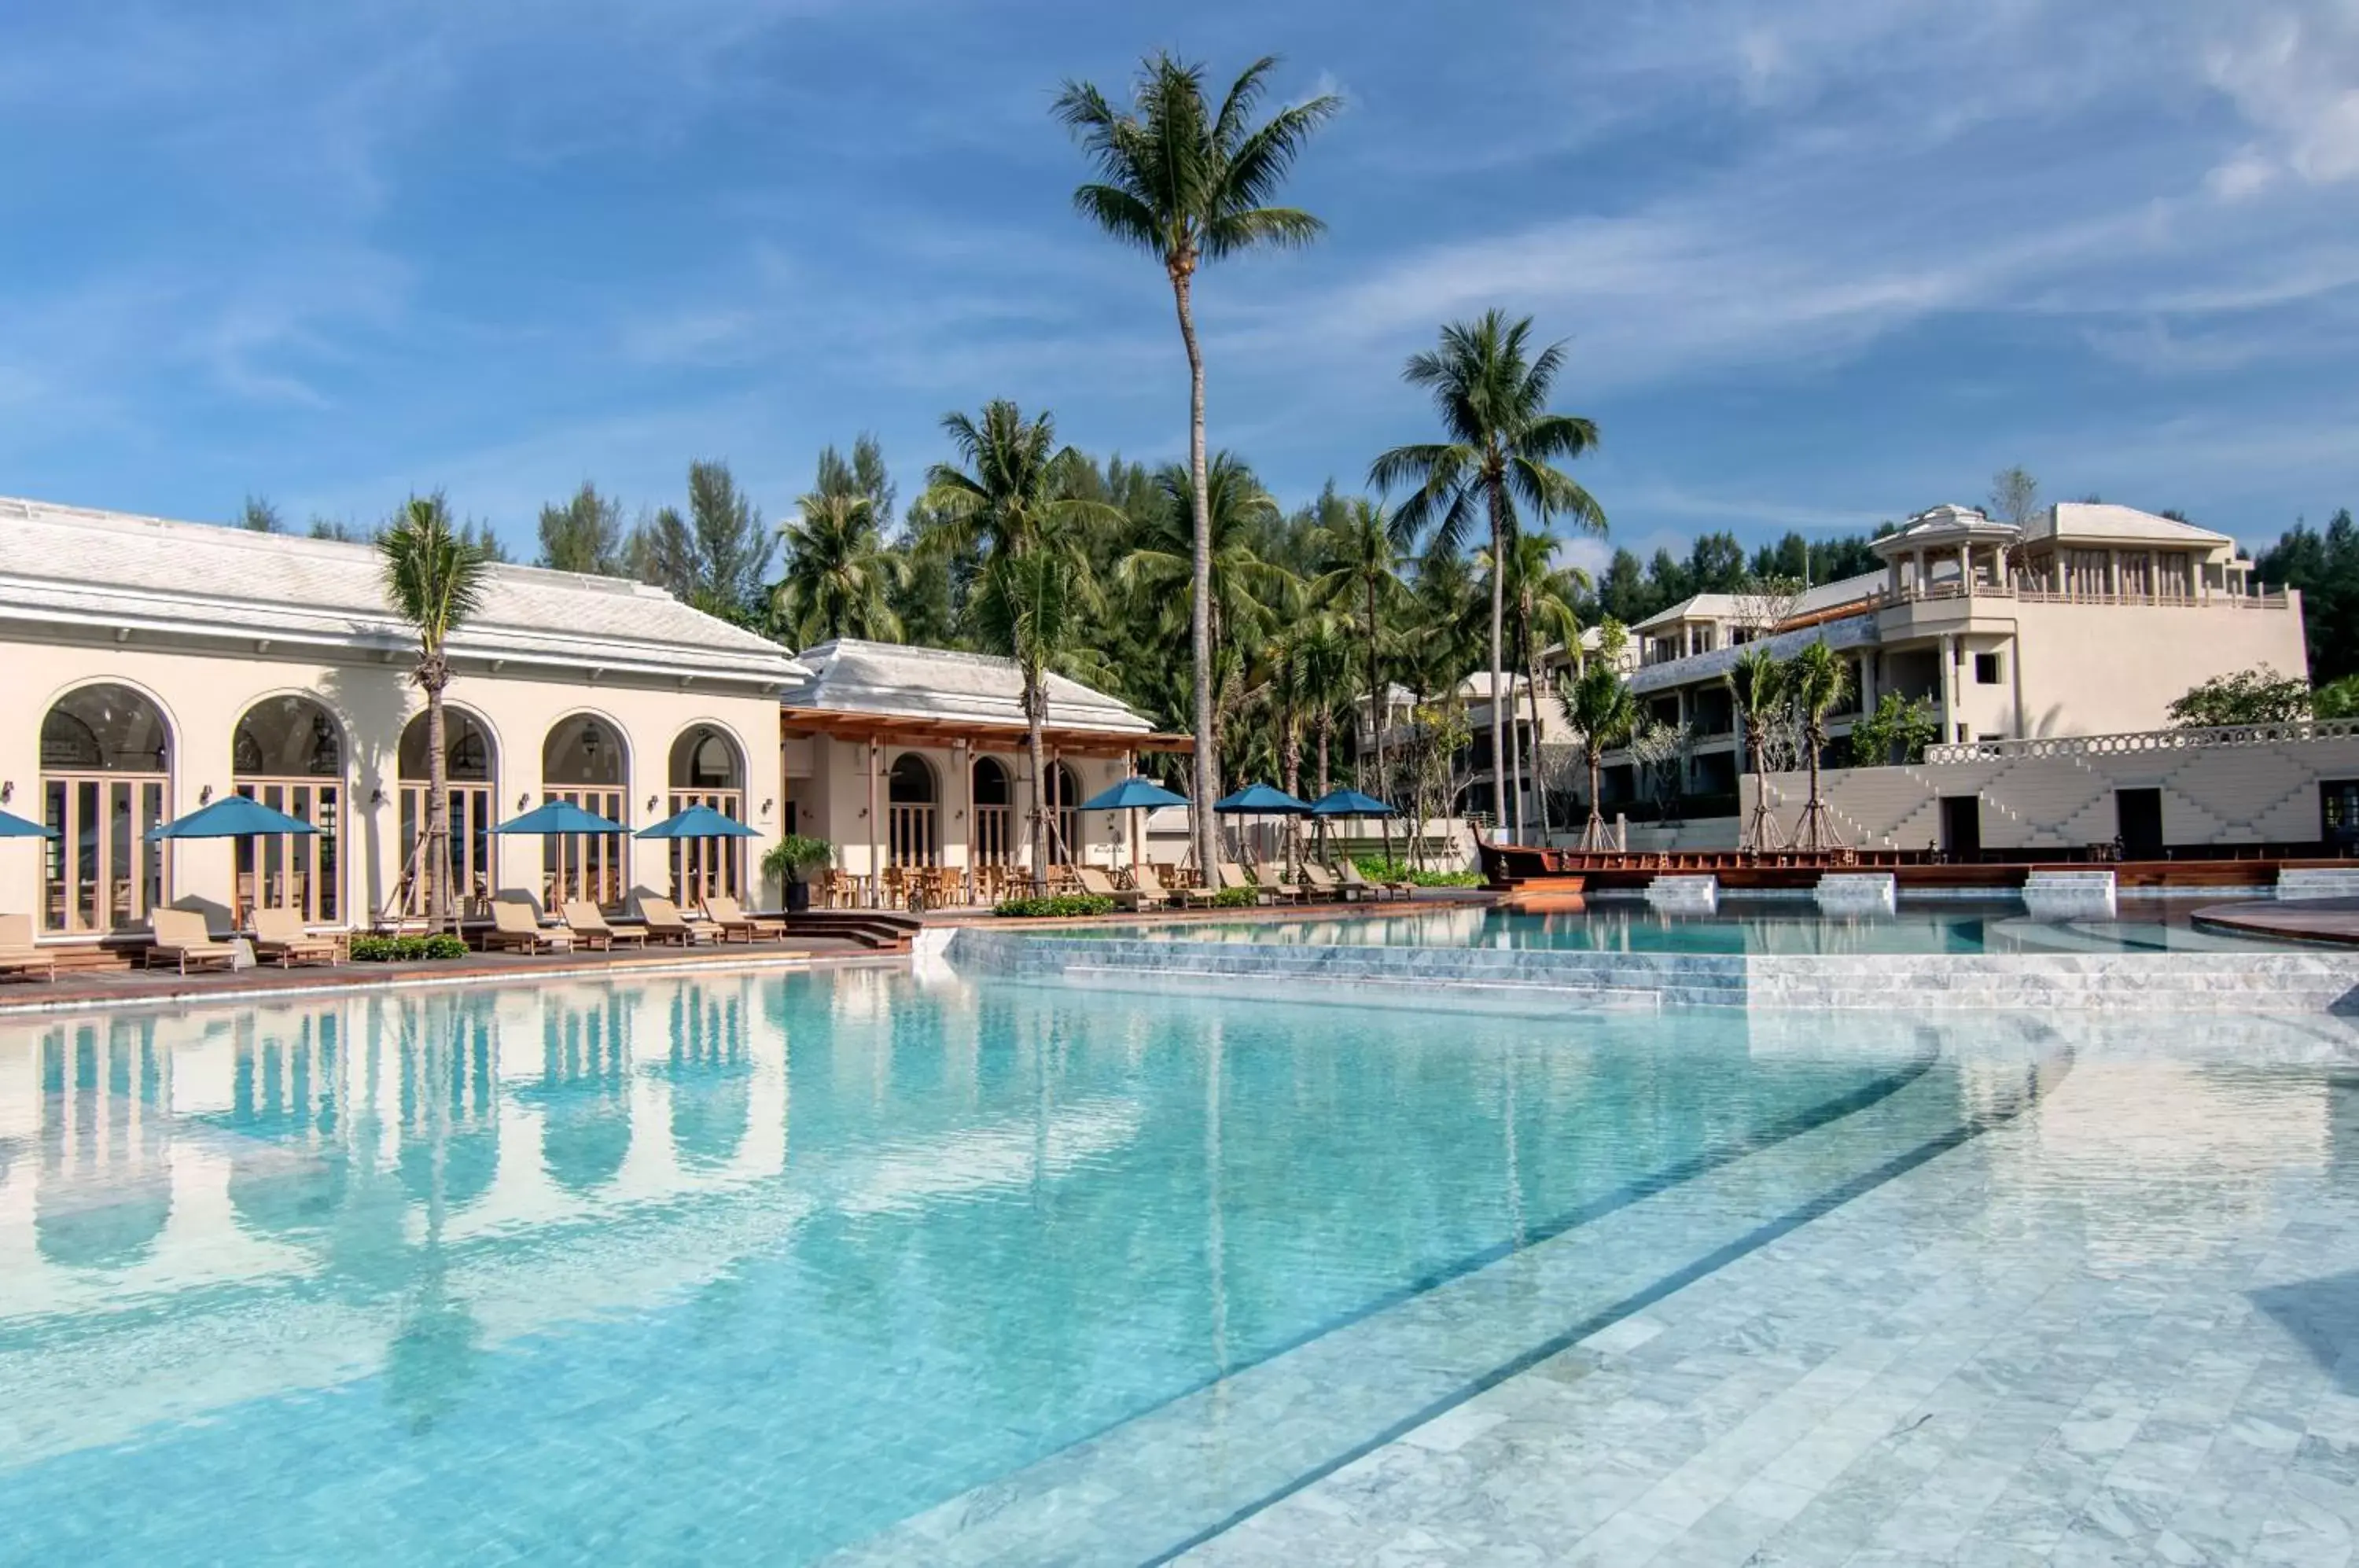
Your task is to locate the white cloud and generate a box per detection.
[2205,2,2359,187]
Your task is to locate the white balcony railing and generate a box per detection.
[1925,717,2359,765]
[1871,582,2289,612]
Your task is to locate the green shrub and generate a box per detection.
[1210,885,1259,908]
[993,893,1117,918]
[348,934,471,963]
[1350,856,1481,889]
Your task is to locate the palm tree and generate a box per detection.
[1309,497,1413,810]
[1556,661,1641,851]
[1055,53,1340,878]
[1371,311,1606,850]
[1728,646,1791,852]
[378,495,491,933]
[771,491,907,646]
[1500,531,1586,845]
[922,399,1112,569]
[1118,455,1296,783]
[1785,639,1853,850]
[973,548,1109,894]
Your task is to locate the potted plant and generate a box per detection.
[764,834,833,914]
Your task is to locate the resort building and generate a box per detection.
[1593,502,2308,824]
[0,498,800,946]
[779,639,1190,900]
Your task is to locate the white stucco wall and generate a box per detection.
[0,635,784,936]
[781,734,1136,878]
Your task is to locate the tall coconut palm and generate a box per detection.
[1118,455,1296,774]
[1055,53,1340,878]
[1309,497,1413,808]
[1557,661,1642,852]
[378,495,491,933]
[973,547,1109,894]
[1728,646,1791,852]
[1786,640,1853,850]
[922,400,1109,570]
[771,491,907,646]
[1371,311,1606,848]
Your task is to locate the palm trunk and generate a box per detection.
[424,667,451,935]
[1170,261,1218,881]
[1484,476,1509,848]
[1367,576,1392,872]
[1026,679,1050,896]
[1524,616,1550,844]
[1803,724,1823,851]
[1316,714,1331,800]
[1281,704,1301,874]
[1584,747,1604,848]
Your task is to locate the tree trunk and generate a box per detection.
[1316,715,1331,800]
[1524,615,1551,843]
[1170,260,1218,881]
[1484,473,1510,849]
[1281,702,1301,875]
[1367,576,1392,872]
[1803,723,1823,851]
[1026,679,1050,896]
[424,667,451,935]
[1585,747,1604,848]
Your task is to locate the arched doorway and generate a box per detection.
[234,695,344,925]
[1046,760,1082,866]
[543,715,628,907]
[971,756,1012,868]
[399,708,498,918]
[886,753,938,867]
[666,725,746,907]
[40,683,172,933]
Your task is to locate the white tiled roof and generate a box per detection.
[784,639,1154,734]
[2026,502,2232,548]
[0,496,804,687]
[1631,570,1884,633]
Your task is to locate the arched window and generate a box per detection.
[41,684,172,933]
[666,725,747,907]
[232,696,344,926]
[886,753,938,867]
[543,716,630,907]
[971,756,1013,867]
[398,708,499,918]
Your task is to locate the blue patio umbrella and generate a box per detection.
[1078,776,1190,812]
[0,807,58,840]
[145,794,321,928]
[1213,782,1312,871]
[1079,776,1189,871]
[1212,783,1312,815]
[1308,788,1396,817]
[488,799,628,836]
[635,804,759,840]
[145,794,319,841]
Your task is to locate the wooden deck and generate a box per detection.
[1481,840,2339,896]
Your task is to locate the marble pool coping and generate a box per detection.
[937,927,2359,1014]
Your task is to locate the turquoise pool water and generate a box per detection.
[1087,904,2283,954]
[0,969,2272,1561]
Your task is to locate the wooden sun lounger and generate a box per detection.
[636,896,712,946]
[1135,863,1214,909]
[0,915,56,983]
[702,895,787,942]
[1254,859,1316,904]
[483,899,574,954]
[1073,867,1157,912]
[143,907,239,974]
[565,900,647,951]
[249,907,343,968]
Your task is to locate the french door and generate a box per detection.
[666,789,745,907]
[399,783,495,916]
[42,774,168,934]
[546,790,627,908]
[237,780,341,924]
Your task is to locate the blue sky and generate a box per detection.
[2,0,2356,571]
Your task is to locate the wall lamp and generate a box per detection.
[517,793,532,811]
[198,785,215,804]
[646,794,659,813]
[0,781,12,804]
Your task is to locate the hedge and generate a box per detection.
[1210,885,1259,908]
[348,934,472,963]
[992,893,1117,918]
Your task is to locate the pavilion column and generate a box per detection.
[953,738,972,904]
[866,736,880,908]
[1960,543,1974,598]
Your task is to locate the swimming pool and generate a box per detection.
[1080,904,2289,954]
[0,968,2344,1562]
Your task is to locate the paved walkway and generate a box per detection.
[1178,1043,2359,1566]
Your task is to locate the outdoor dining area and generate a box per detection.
[808,775,1415,913]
